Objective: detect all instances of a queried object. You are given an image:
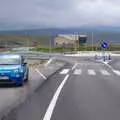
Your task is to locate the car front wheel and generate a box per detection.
[24,72,29,82]
[16,82,24,86]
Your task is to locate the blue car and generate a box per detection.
[0,54,29,86]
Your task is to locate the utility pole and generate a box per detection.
[74,32,77,51]
[27,34,30,51]
[74,33,76,51]
[92,32,94,51]
[25,32,29,51]
[77,33,79,51]
[5,40,7,52]
[85,32,87,51]
[49,38,52,54]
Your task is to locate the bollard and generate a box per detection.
[103,56,106,61]
[108,55,111,60]
[95,55,98,60]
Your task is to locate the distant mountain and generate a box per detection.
[0,28,91,34]
[0,27,120,34]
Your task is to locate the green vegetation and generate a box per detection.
[0,34,120,52]
[33,44,120,53]
[0,34,54,48]
[33,46,74,53]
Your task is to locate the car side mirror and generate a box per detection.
[23,62,27,65]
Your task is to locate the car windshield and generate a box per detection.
[0,55,20,65]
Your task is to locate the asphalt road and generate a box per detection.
[108,56,120,70]
[1,56,120,120]
[33,56,120,120]
[0,67,44,117]
[0,57,67,120]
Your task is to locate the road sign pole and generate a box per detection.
[101,41,108,61]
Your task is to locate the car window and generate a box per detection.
[0,56,20,65]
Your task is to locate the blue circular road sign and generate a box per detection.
[101,42,108,48]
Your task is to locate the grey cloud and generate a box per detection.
[0,0,120,30]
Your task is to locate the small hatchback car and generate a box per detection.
[0,54,29,86]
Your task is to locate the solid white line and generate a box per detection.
[112,70,120,76]
[43,74,70,120]
[60,69,70,74]
[35,69,47,80]
[100,70,110,76]
[45,58,53,66]
[73,69,82,75]
[104,63,113,70]
[72,63,78,70]
[88,70,96,75]
[101,61,120,76]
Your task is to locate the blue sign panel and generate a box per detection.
[101,42,108,48]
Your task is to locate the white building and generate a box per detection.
[55,34,87,46]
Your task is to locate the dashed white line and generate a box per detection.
[35,69,47,80]
[88,70,96,76]
[73,69,82,75]
[43,74,70,120]
[112,70,120,76]
[60,69,70,74]
[100,70,110,76]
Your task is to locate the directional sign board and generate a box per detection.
[101,41,108,49]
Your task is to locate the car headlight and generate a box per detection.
[13,69,19,73]
[13,68,24,74]
[19,69,24,73]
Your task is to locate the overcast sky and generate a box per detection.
[0,0,120,30]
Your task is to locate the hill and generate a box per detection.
[0,34,54,50]
[0,27,120,34]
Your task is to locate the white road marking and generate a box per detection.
[101,61,113,69]
[98,60,120,76]
[43,74,70,120]
[60,69,70,74]
[112,70,120,76]
[72,63,78,70]
[100,70,110,76]
[88,70,96,76]
[73,69,82,75]
[45,58,53,66]
[35,69,47,80]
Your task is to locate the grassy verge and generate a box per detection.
[33,46,74,53]
[33,44,120,53]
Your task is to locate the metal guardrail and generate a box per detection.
[0,51,51,60]
[25,56,50,60]
[10,51,62,59]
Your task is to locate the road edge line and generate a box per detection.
[35,69,47,80]
[96,60,120,75]
[100,61,114,70]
